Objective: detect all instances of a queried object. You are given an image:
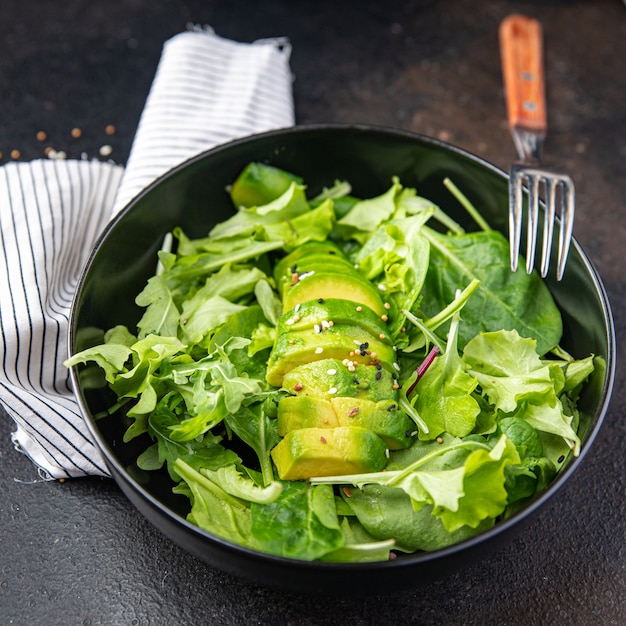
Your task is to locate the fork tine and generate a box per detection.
[541,177,558,277]
[556,174,575,281]
[525,173,541,274]
[509,167,524,272]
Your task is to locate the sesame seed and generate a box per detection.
[557,455,565,463]
[36,131,47,142]
[352,377,360,384]
[71,127,82,138]
[317,297,324,303]
[328,320,334,327]
[293,314,301,322]
[388,404,397,411]
[10,149,21,160]
[342,486,352,498]
[327,369,337,375]
[294,382,303,391]
[315,347,324,354]
[370,351,377,359]
[320,436,328,444]
[290,264,298,273]
[289,339,295,344]
[380,314,388,322]
[348,365,356,372]
[105,124,116,135]
[353,340,362,346]
[328,387,338,394]
[375,371,382,380]
[348,407,359,417]
[99,144,113,157]
[379,333,386,340]
[314,324,322,334]
[355,306,362,312]
[321,320,330,329]
[392,383,399,390]
[385,448,390,458]
[360,342,369,351]
[436,437,443,444]
[384,302,391,310]
[393,362,401,371]
[286,317,295,325]
[294,303,301,312]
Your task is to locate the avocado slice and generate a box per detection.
[330,397,415,450]
[266,323,396,386]
[229,162,303,208]
[281,358,398,402]
[275,256,357,299]
[271,426,387,480]
[277,395,414,450]
[282,271,386,316]
[279,298,390,339]
[273,241,346,284]
[277,396,339,436]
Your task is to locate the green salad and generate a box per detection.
[66,162,595,562]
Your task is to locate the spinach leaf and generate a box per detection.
[420,229,562,355]
[250,482,344,560]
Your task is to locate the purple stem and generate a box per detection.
[406,346,440,396]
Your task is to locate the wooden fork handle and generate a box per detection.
[499,14,547,133]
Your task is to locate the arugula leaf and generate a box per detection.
[225,403,280,486]
[174,459,258,550]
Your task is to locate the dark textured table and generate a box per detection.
[1,1,624,624]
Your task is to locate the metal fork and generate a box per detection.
[499,14,575,280]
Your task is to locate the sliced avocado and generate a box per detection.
[279,298,390,339]
[330,397,414,450]
[273,241,345,282]
[282,271,386,316]
[229,162,303,208]
[277,396,338,436]
[271,426,387,480]
[275,257,356,299]
[266,323,396,386]
[281,359,398,402]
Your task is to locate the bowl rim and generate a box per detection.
[68,122,617,572]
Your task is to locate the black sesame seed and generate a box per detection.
[359,342,369,351]
[318,298,324,303]
[353,377,360,385]
[375,371,382,380]
[405,430,413,437]
[557,454,565,463]
[375,363,382,370]
[388,404,397,411]
[290,264,297,273]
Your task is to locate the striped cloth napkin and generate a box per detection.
[0,27,295,479]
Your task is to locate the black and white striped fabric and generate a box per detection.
[0,27,295,479]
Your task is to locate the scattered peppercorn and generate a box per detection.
[10,149,21,160]
[105,124,116,135]
[36,131,47,142]
[71,127,82,138]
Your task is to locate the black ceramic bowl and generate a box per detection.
[68,124,615,594]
